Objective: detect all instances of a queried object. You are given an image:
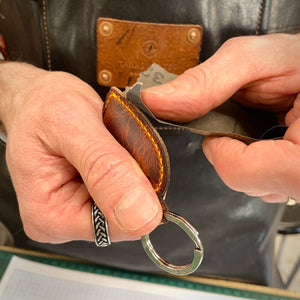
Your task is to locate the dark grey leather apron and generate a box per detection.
[1,0,299,287]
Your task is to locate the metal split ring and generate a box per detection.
[92,202,203,275]
[141,211,204,276]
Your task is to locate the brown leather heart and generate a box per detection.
[103,87,170,205]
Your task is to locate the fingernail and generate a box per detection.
[114,188,159,231]
[143,84,175,96]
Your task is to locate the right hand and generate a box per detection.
[141,33,300,203]
[0,62,162,243]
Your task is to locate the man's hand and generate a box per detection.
[0,62,162,243]
[142,33,300,203]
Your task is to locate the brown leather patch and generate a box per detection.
[103,87,170,204]
[97,18,202,88]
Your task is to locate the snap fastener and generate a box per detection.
[187,28,201,44]
[99,21,113,37]
[99,70,112,84]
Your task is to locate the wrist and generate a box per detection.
[0,62,46,135]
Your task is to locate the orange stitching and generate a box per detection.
[105,92,164,193]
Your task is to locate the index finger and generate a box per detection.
[141,34,300,122]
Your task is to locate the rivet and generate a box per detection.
[99,70,112,84]
[99,21,113,37]
[187,28,201,44]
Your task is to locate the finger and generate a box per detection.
[57,111,163,242]
[260,194,288,203]
[202,131,300,203]
[286,93,300,125]
[233,89,296,113]
[244,191,287,203]
[141,34,300,122]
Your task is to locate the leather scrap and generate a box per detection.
[125,64,288,144]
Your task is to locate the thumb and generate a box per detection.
[70,127,162,241]
[47,97,163,242]
[201,132,300,203]
[141,34,297,122]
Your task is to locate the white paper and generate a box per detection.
[0,256,248,300]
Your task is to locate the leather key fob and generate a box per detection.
[102,87,170,211]
[103,87,204,275]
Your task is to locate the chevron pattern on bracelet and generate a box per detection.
[92,201,111,247]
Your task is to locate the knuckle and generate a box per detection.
[221,36,254,63]
[31,97,79,145]
[178,65,214,116]
[31,83,100,140]
[182,65,209,89]
[20,197,56,242]
[39,94,80,126]
[22,210,60,242]
[22,219,46,242]
[222,36,249,50]
[82,148,131,193]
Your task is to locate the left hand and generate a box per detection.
[142,33,300,203]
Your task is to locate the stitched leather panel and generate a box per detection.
[97,18,202,88]
[103,87,170,201]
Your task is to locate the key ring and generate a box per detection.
[141,211,204,276]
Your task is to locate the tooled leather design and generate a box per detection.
[103,87,170,200]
